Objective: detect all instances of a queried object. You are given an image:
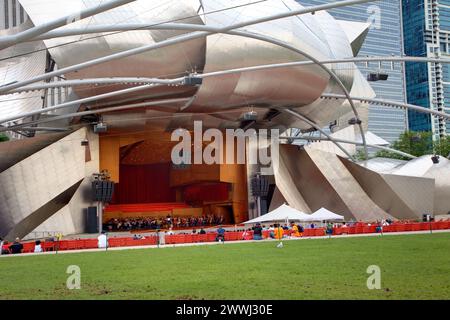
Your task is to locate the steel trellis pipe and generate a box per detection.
[0,98,190,133]
[0,0,378,94]
[280,135,417,159]
[283,109,356,161]
[0,0,137,50]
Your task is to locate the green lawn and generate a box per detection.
[0,233,449,300]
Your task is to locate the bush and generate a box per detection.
[0,134,9,142]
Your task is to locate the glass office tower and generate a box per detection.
[297,0,408,143]
[402,0,450,139]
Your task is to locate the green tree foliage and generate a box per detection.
[376,131,450,160]
[434,136,450,158]
[0,134,9,142]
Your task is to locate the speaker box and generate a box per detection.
[86,207,98,234]
[92,181,115,202]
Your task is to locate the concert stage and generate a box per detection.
[100,131,249,225]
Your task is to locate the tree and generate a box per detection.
[434,136,450,158]
[375,131,435,160]
[0,134,9,142]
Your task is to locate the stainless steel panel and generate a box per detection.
[0,128,99,239]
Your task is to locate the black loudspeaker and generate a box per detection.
[86,207,98,234]
[251,175,270,197]
[92,181,115,202]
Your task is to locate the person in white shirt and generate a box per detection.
[34,240,43,253]
[0,237,3,256]
[98,232,108,249]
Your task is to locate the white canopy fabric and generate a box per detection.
[308,208,345,221]
[244,204,311,224]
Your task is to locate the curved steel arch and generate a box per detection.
[0,83,164,124]
[280,135,417,160]
[0,25,370,156]
[0,0,376,94]
[0,0,136,50]
[0,98,190,133]
[321,93,450,120]
[283,109,356,161]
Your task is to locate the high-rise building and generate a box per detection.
[297,0,408,143]
[0,0,28,29]
[402,0,450,140]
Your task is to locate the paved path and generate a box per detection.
[1,229,449,259]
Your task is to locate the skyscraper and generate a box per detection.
[402,0,450,140]
[297,0,408,143]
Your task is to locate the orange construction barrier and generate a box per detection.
[315,228,325,237]
[22,242,35,253]
[207,233,217,242]
[355,226,364,234]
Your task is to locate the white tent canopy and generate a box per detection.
[308,208,345,222]
[244,204,311,224]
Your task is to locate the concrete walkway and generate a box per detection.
[1,229,449,259]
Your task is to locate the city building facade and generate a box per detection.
[298,0,408,143]
[402,0,450,139]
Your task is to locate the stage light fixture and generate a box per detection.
[94,122,108,133]
[431,155,440,164]
[243,111,258,121]
[81,139,89,146]
[183,75,203,86]
[367,72,389,82]
[348,118,362,125]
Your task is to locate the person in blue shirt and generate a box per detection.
[216,225,226,242]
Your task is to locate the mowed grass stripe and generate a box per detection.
[0,233,449,300]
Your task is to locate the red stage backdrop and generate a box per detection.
[116,163,176,204]
[184,183,229,202]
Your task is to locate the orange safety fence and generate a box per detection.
[8,221,450,254]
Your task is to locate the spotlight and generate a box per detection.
[182,75,203,86]
[431,155,440,164]
[243,111,258,121]
[367,72,389,82]
[348,118,362,125]
[94,122,108,133]
[81,139,89,146]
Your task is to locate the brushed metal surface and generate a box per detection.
[19,0,206,102]
[0,128,99,239]
[0,20,47,122]
[14,0,374,132]
[341,157,434,219]
[273,145,393,221]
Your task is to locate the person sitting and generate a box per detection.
[291,223,300,237]
[252,223,263,240]
[274,224,284,240]
[298,224,304,237]
[216,225,226,242]
[34,240,43,253]
[192,229,197,234]
[9,238,24,254]
[199,228,206,235]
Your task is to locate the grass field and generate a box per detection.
[0,233,449,300]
